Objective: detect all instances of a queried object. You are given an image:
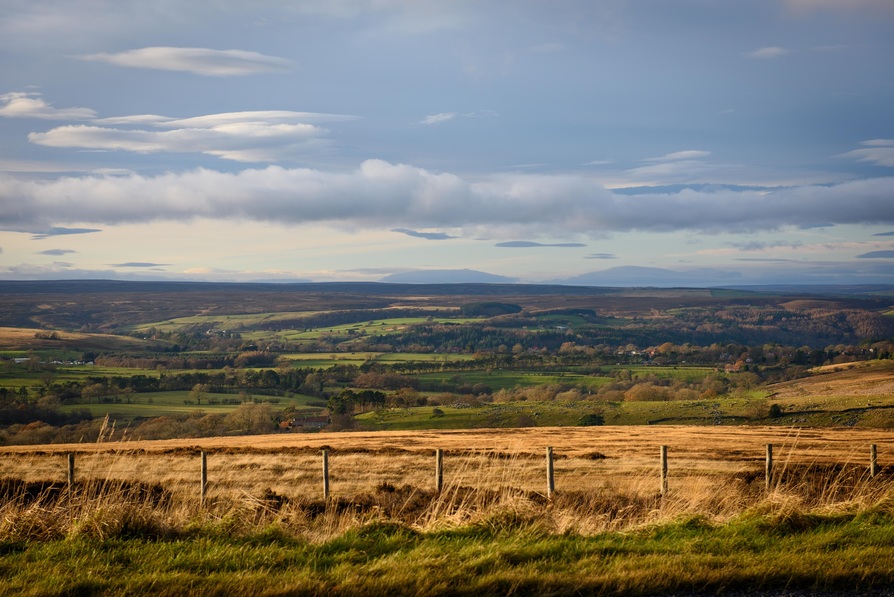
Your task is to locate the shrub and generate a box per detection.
[578,413,605,426]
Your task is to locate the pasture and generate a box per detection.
[54,391,322,420]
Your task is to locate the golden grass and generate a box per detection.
[1,426,891,525]
[771,359,894,399]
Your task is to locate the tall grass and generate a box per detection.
[1,442,891,543]
[3,444,894,595]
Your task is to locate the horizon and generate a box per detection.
[1,1,893,286]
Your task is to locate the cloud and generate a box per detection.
[38,249,76,256]
[76,47,293,76]
[392,228,457,240]
[743,46,789,59]
[584,253,618,260]
[136,111,355,128]
[838,139,894,168]
[420,113,456,125]
[2,161,894,237]
[725,240,804,251]
[645,150,712,162]
[29,122,329,162]
[874,231,894,236]
[23,103,354,163]
[29,227,101,240]
[418,110,494,125]
[0,92,96,120]
[856,250,894,259]
[495,241,586,248]
[109,262,171,267]
[625,150,714,182]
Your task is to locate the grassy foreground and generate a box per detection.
[2,506,894,595]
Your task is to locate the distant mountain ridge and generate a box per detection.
[381,269,517,284]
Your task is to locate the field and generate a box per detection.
[1,425,890,501]
[3,426,894,594]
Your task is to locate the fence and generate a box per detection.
[7,442,887,506]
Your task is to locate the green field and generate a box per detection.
[279,352,475,368]
[258,317,474,343]
[57,390,323,420]
[3,506,894,595]
[605,365,719,381]
[130,311,323,333]
[413,369,609,391]
[351,388,894,430]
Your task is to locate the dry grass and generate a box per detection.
[771,359,894,399]
[1,425,893,542]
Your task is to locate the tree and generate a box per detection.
[190,383,209,405]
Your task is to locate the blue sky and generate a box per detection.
[1,0,893,286]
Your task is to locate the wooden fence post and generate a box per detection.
[435,449,444,493]
[322,449,330,500]
[546,447,555,499]
[200,451,208,506]
[67,453,75,494]
[765,444,773,491]
[871,444,879,478]
[660,446,668,497]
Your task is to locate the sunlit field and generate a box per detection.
[2,425,890,507]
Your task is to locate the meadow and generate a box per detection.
[3,426,894,594]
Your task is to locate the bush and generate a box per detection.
[578,413,605,426]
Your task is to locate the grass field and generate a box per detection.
[2,426,894,595]
[279,352,475,368]
[1,425,889,496]
[55,391,323,420]
[413,369,609,391]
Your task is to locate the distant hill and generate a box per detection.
[556,266,743,287]
[381,269,517,284]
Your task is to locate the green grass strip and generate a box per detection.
[2,512,894,595]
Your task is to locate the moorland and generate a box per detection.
[2,279,894,595]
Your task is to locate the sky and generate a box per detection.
[1,0,893,287]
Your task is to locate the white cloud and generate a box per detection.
[153,111,357,128]
[743,46,789,59]
[2,161,893,237]
[26,109,358,163]
[76,47,293,76]
[625,150,715,183]
[645,150,712,162]
[418,110,494,125]
[420,112,457,125]
[838,139,894,167]
[29,122,328,163]
[0,92,96,120]
[7,92,358,163]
